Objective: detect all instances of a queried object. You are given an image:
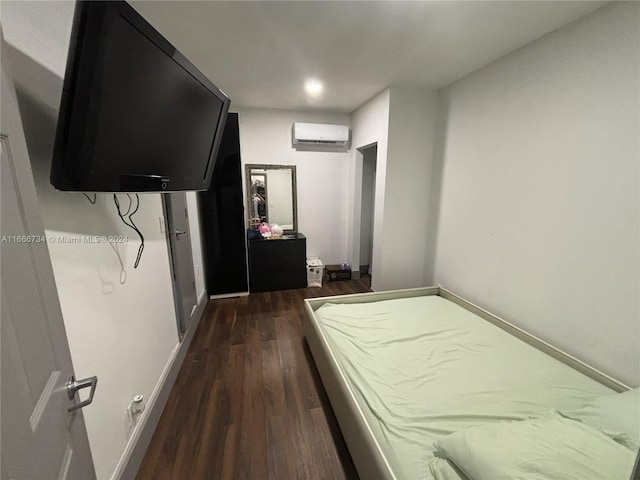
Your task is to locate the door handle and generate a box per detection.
[66,375,98,412]
[175,229,186,238]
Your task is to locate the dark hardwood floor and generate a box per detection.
[137,278,371,480]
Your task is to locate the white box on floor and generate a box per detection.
[306,257,324,287]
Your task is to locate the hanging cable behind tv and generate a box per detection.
[113,194,144,268]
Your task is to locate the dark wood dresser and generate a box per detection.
[248,234,307,292]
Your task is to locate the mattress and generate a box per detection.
[314,295,615,480]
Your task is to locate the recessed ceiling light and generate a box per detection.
[304,80,324,97]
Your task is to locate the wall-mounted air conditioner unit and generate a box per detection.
[292,123,350,149]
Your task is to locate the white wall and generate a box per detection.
[237,108,351,263]
[348,87,439,291]
[348,89,390,285]
[429,2,640,386]
[382,87,439,290]
[2,2,190,477]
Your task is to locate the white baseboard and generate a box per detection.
[112,293,208,480]
[197,287,207,304]
[209,290,249,300]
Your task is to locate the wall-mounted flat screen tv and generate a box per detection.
[51,0,230,192]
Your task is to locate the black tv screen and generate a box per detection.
[51,0,230,192]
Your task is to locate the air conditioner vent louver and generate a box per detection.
[292,123,350,149]
[304,139,342,145]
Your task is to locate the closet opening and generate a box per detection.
[358,143,377,289]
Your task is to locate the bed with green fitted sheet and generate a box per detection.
[303,286,636,480]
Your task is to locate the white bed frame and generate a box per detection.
[303,286,630,480]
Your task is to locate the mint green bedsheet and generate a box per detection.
[314,295,614,480]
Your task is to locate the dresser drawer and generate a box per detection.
[250,269,307,292]
[250,255,305,274]
[250,238,305,258]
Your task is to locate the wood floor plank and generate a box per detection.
[225,344,245,425]
[240,313,268,480]
[219,424,238,480]
[137,278,371,480]
[191,379,225,479]
[266,414,295,480]
[261,339,286,413]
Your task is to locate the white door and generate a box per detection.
[163,193,197,337]
[1,38,96,479]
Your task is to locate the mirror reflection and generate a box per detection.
[246,164,297,233]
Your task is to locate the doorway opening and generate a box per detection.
[358,144,377,289]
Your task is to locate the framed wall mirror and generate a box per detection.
[246,164,297,233]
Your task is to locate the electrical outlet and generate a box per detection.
[126,394,145,428]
